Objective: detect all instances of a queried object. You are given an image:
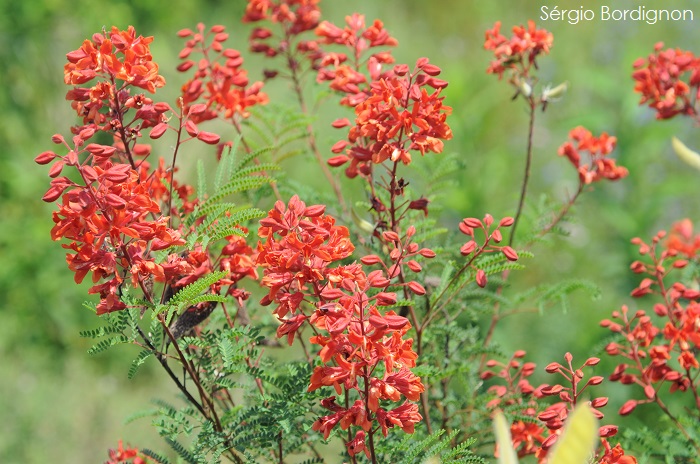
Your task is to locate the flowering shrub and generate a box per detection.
[35,4,700,463]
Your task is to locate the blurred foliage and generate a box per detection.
[2,0,700,462]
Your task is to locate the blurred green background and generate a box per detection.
[2,0,700,461]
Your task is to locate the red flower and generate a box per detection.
[331,59,452,178]
[484,21,553,79]
[375,402,422,436]
[106,440,149,464]
[632,42,700,120]
[257,195,425,445]
[599,439,638,464]
[65,26,165,93]
[509,419,546,458]
[346,430,369,458]
[666,219,700,258]
[314,14,398,105]
[178,24,268,121]
[243,0,321,35]
[384,367,425,402]
[557,126,628,184]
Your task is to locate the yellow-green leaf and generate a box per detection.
[548,403,598,464]
[672,136,700,172]
[493,410,519,464]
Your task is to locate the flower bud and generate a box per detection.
[328,155,349,166]
[361,255,382,265]
[304,204,326,217]
[499,216,514,227]
[644,384,656,399]
[332,118,351,128]
[407,281,426,295]
[418,248,436,258]
[382,230,400,242]
[475,269,487,288]
[590,397,608,408]
[197,131,221,144]
[545,362,561,373]
[460,240,477,256]
[619,399,637,416]
[35,151,57,165]
[458,222,473,235]
[501,246,518,261]
[406,260,422,272]
[463,218,482,228]
[542,81,568,101]
[598,425,618,437]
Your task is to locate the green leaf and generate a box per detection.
[127,349,153,379]
[161,270,228,313]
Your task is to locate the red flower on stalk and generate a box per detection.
[558,126,628,184]
[243,0,321,35]
[315,13,398,106]
[178,23,268,122]
[484,20,553,79]
[42,26,258,318]
[329,59,451,178]
[243,0,322,64]
[257,195,427,447]
[65,26,165,92]
[106,440,150,464]
[457,214,518,288]
[602,226,700,437]
[599,439,638,464]
[632,42,700,120]
[665,218,700,258]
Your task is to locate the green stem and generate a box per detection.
[509,100,536,247]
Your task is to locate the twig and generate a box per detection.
[509,101,536,247]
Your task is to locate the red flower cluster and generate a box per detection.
[484,21,553,79]
[65,26,165,93]
[39,27,257,315]
[632,42,700,120]
[315,13,398,106]
[558,126,628,185]
[243,0,322,67]
[484,351,633,462]
[537,353,616,454]
[105,440,150,464]
[178,24,268,121]
[63,25,169,156]
[458,214,519,288]
[599,439,638,464]
[329,59,452,178]
[482,350,545,458]
[602,227,700,414]
[243,0,320,32]
[256,195,432,454]
[666,218,700,258]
